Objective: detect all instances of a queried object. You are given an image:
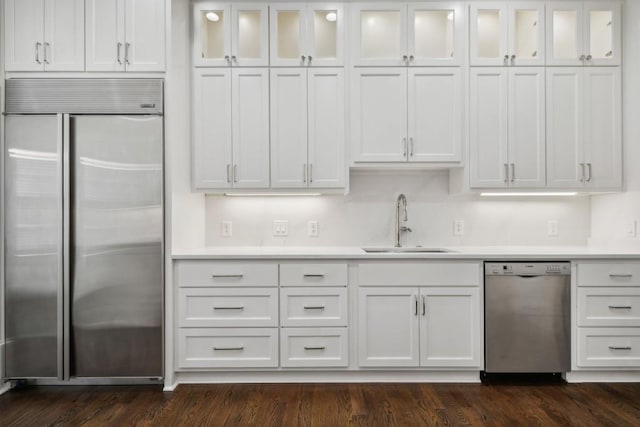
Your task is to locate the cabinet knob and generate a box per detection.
[503,54,509,65]
[579,54,586,61]
[231,55,237,63]
[409,55,414,62]
[301,55,306,63]
[510,54,515,65]
[402,55,408,62]
[586,54,592,61]
[308,55,312,63]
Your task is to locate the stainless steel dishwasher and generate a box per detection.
[485,262,571,373]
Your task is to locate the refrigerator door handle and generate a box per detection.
[62,113,71,381]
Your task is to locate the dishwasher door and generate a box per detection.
[485,272,570,373]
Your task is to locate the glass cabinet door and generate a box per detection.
[546,3,583,66]
[270,4,307,66]
[231,4,269,66]
[352,4,407,66]
[408,3,465,66]
[508,3,545,66]
[193,3,231,66]
[307,4,344,66]
[470,3,508,66]
[584,2,621,66]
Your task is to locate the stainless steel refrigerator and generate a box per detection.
[3,79,163,383]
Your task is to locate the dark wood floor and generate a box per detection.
[1,382,640,426]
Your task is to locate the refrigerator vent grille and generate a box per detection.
[5,79,163,114]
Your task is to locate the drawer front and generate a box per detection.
[280,263,348,287]
[280,328,348,368]
[176,261,278,287]
[578,287,640,327]
[577,262,640,287]
[178,328,278,369]
[577,328,640,368]
[358,262,481,287]
[280,287,348,327]
[178,288,278,327]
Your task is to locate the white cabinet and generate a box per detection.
[470,1,545,66]
[193,68,270,190]
[546,1,621,66]
[470,67,545,188]
[86,0,165,72]
[546,67,621,190]
[193,2,269,67]
[351,67,462,164]
[270,68,345,189]
[351,2,465,66]
[270,3,344,66]
[4,0,84,71]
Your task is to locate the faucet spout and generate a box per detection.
[395,194,411,247]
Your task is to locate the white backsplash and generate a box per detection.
[204,171,591,247]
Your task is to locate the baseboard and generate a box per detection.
[566,371,640,383]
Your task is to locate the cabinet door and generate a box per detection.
[351,3,407,66]
[192,68,233,190]
[358,287,419,367]
[193,2,231,67]
[43,0,84,71]
[4,0,45,71]
[307,3,344,66]
[86,0,124,72]
[270,3,307,67]
[508,2,545,66]
[270,68,309,188]
[583,2,621,66]
[419,288,481,368]
[583,67,621,190]
[546,2,584,66]
[408,2,465,66]
[231,3,268,66]
[124,0,165,71]
[232,68,270,189]
[351,68,407,163]
[408,68,462,162]
[308,68,345,189]
[508,68,546,188]
[546,68,584,188]
[469,68,508,188]
[469,2,508,66]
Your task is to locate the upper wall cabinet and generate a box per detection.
[86,0,165,72]
[546,1,621,66]
[4,0,84,71]
[470,2,545,66]
[193,2,269,67]
[351,2,466,66]
[270,3,344,67]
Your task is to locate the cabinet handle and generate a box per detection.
[414,296,418,316]
[213,306,244,310]
[402,54,408,63]
[304,346,326,351]
[308,55,313,63]
[608,305,632,310]
[504,54,509,65]
[586,54,592,61]
[303,274,325,278]
[409,137,414,157]
[402,137,407,157]
[579,54,586,61]
[233,164,238,183]
[309,164,313,183]
[224,55,230,64]
[579,163,585,182]
[303,306,325,310]
[504,163,509,183]
[211,274,244,278]
[44,42,50,64]
[117,42,123,64]
[125,43,131,64]
[586,163,592,183]
[510,163,515,182]
[231,55,237,63]
[301,55,306,64]
[35,42,42,64]
[303,164,307,183]
[510,54,515,65]
[421,295,426,316]
[226,164,231,183]
[608,346,632,351]
[609,273,633,278]
[213,346,244,351]
[409,55,414,62]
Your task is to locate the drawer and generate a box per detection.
[178,288,278,327]
[358,262,481,287]
[577,328,640,368]
[576,262,640,287]
[280,328,348,368]
[176,261,278,287]
[178,328,278,369]
[280,287,348,327]
[280,263,348,287]
[578,287,640,327]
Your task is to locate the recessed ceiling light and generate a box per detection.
[205,11,220,22]
[326,12,337,22]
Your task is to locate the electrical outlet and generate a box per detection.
[626,220,637,238]
[547,220,558,237]
[221,221,232,237]
[273,220,289,236]
[308,220,319,237]
[454,220,465,236]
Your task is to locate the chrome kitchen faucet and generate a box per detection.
[395,194,412,247]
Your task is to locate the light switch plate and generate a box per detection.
[626,220,637,237]
[547,220,558,237]
[221,221,232,237]
[454,220,464,236]
[308,220,319,237]
[273,220,289,236]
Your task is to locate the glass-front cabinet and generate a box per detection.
[470,2,545,66]
[546,1,621,66]
[193,2,269,66]
[352,2,465,66]
[270,3,344,66]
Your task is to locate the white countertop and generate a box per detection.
[172,245,640,260]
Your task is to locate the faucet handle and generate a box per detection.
[400,226,412,233]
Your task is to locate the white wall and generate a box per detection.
[590,0,640,249]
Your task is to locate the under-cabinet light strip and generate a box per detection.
[480,192,578,197]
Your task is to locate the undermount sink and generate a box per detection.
[362,247,455,253]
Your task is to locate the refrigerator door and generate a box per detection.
[4,115,63,379]
[70,115,163,378]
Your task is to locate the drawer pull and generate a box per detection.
[211,274,244,278]
[213,306,245,310]
[304,346,326,351]
[608,305,632,310]
[608,346,632,351]
[609,273,633,278]
[303,274,325,278]
[213,346,244,351]
[303,306,325,310]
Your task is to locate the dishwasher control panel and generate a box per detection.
[485,262,570,276]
